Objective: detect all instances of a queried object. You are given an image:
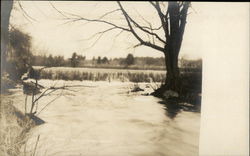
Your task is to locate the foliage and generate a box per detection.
[32,55,66,67]
[70,52,79,67]
[6,27,32,80]
[102,57,109,64]
[124,54,135,66]
[97,56,102,64]
[180,58,202,69]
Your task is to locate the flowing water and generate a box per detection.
[7,80,200,156]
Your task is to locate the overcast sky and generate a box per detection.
[9,2,248,59]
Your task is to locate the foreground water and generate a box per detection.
[7,80,200,156]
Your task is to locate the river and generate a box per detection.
[7,80,200,156]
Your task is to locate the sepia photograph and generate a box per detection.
[0,1,248,156]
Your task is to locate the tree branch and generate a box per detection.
[49,1,69,19]
[62,11,131,32]
[79,27,117,41]
[122,6,166,44]
[98,9,121,20]
[134,9,162,31]
[18,1,37,23]
[117,2,164,52]
[49,1,165,52]
[81,32,105,50]
[149,1,169,40]
[49,5,130,33]
[176,2,190,52]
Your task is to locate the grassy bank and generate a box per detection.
[0,97,38,156]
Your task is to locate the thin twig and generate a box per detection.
[24,95,27,114]
[32,135,40,156]
[36,90,63,115]
[98,9,121,20]
[18,1,37,22]
[79,27,117,41]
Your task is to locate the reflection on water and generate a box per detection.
[158,100,182,119]
[8,80,200,156]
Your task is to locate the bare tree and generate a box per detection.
[57,1,190,94]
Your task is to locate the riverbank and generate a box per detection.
[0,96,39,156]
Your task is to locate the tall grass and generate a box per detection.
[0,98,39,156]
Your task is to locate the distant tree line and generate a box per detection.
[32,52,86,67]
[32,55,65,67]
[32,53,201,70]
[32,53,166,68]
[95,56,109,64]
[179,57,202,69]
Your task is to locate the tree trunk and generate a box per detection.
[164,45,180,92]
[1,0,13,90]
[151,2,190,98]
[151,46,180,97]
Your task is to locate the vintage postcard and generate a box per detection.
[0,1,248,156]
